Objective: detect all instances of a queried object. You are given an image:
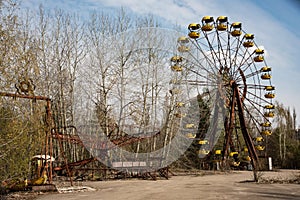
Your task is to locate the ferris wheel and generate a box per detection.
[170,16,275,173]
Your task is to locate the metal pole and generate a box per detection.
[234,83,259,182]
[46,99,53,184]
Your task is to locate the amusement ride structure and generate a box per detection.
[170,16,275,180]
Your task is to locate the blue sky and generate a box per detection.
[20,0,300,126]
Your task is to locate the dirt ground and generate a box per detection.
[4,170,300,200]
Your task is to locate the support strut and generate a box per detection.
[233,83,259,182]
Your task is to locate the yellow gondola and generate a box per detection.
[260,122,271,127]
[244,33,254,40]
[170,56,183,62]
[261,66,271,72]
[171,65,183,72]
[176,102,185,107]
[231,29,242,37]
[188,23,200,30]
[177,36,189,44]
[198,149,210,155]
[202,25,214,32]
[264,112,275,118]
[201,16,214,32]
[254,55,264,62]
[244,156,251,161]
[265,93,275,98]
[243,41,254,47]
[188,31,200,39]
[216,16,228,31]
[229,152,238,157]
[261,73,271,79]
[231,22,242,37]
[185,123,195,128]
[265,86,275,91]
[202,16,214,23]
[255,49,264,54]
[178,45,190,52]
[215,150,222,155]
[217,16,228,22]
[186,133,196,138]
[199,140,209,145]
[255,145,265,151]
[243,33,254,47]
[255,137,264,142]
[217,24,227,31]
[232,161,240,167]
[264,104,275,109]
[232,22,242,28]
[262,130,272,136]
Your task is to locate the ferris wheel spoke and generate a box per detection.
[241,104,261,134]
[241,84,272,90]
[187,68,217,84]
[216,31,229,70]
[198,33,219,65]
[238,46,256,66]
[235,63,260,84]
[246,88,274,104]
[183,57,219,83]
[235,67,260,82]
[232,47,258,80]
[242,98,271,134]
[189,40,220,75]
[243,94,274,124]
[233,62,251,81]
[202,32,226,71]
[186,81,218,87]
[229,36,244,77]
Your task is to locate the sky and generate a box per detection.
[19,0,300,126]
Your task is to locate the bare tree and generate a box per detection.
[271,101,299,167]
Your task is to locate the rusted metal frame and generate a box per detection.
[46,99,53,184]
[0,92,54,184]
[59,157,97,170]
[51,132,84,146]
[0,92,50,101]
[234,83,259,182]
